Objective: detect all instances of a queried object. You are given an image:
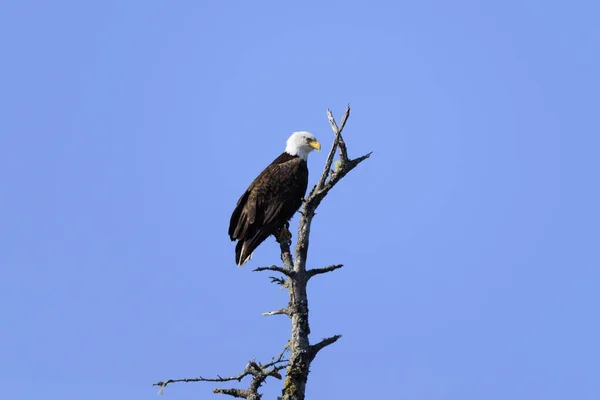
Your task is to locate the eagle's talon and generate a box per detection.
[275,225,293,245]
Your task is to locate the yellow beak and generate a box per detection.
[308,140,321,152]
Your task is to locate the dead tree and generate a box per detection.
[154,105,371,399]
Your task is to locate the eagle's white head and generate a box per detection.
[285,131,321,161]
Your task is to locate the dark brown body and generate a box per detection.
[229,152,308,265]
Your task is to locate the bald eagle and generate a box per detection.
[228,131,321,265]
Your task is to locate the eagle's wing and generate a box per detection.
[228,158,307,265]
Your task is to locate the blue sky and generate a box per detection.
[1,1,599,399]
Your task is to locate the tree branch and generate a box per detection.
[307,264,343,280]
[327,105,350,164]
[314,105,350,192]
[349,151,372,166]
[314,134,339,192]
[261,308,289,317]
[155,371,249,389]
[268,276,288,287]
[264,342,291,369]
[309,335,343,362]
[154,345,289,399]
[306,150,372,214]
[213,388,251,399]
[253,265,294,277]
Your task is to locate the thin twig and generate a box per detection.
[261,308,289,317]
[337,104,351,135]
[213,388,250,398]
[269,276,288,287]
[307,264,343,280]
[253,265,293,277]
[264,342,290,368]
[155,371,251,396]
[155,372,248,386]
[349,151,373,167]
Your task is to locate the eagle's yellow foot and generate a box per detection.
[275,224,292,245]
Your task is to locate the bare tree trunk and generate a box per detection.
[280,106,370,400]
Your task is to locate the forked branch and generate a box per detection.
[154,345,289,399]
[314,104,350,192]
[327,107,350,164]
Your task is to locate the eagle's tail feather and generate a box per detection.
[235,229,273,266]
[236,240,255,266]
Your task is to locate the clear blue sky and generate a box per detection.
[1,1,599,399]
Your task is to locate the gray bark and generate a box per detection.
[279,106,371,400]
